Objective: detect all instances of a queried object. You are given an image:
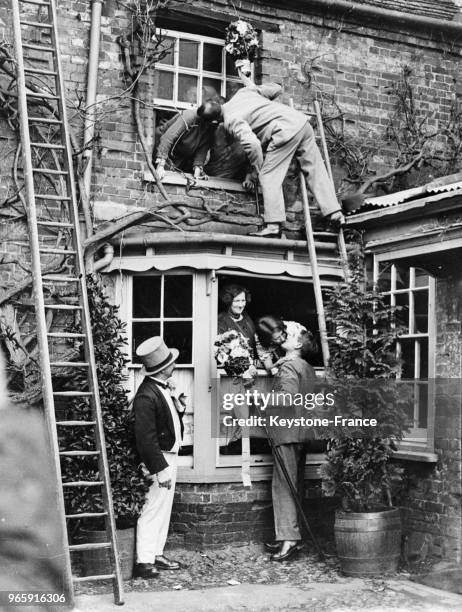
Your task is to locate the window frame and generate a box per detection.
[130,271,195,367]
[153,28,243,109]
[373,254,436,454]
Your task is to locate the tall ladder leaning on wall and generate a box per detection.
[11,0,123,605]
[297,99,349,368]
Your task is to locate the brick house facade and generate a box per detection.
[0,0,461,561]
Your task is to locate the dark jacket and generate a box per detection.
[133,377,185,475]
[266,357,317,446]
[155,108,214,170]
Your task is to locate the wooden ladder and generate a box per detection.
[11,0,124,605]
[297,100,349,367]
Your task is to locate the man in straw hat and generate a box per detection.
[133,336,186,579]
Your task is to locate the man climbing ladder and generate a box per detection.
[216,69,345,237]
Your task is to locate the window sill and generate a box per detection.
[393,449,437,463]
[144,169,247,192]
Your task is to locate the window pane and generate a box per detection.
[415,268,429,288]
[154,70,174,100]
[202,77,222,101]
[178,74,198,104]
[394,264,410,290]
[418,337,428,379]
[225,79,243,101]
[132,322,161,362]
[416,383,428,427]
[179,39,199,69]
[203,43,222,73]
[164,275,192,317]
[377,262,392,293]
[164,321,192,363]
[156,36,175,66]
[133,277,161,318]
[399,338,414,378]
[395,292,409,331]
[225,53,239,77]
[413,289,428,333]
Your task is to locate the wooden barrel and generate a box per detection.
[335,508,401,577]
[81,527,135,580]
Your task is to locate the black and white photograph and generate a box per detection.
[0,0,461,610]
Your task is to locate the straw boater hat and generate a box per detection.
[136,336,179,377]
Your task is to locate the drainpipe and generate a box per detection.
[279,0,462,37]
[93,243,115,272]
[82,0,104,239]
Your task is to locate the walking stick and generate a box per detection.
[265,424,325,561]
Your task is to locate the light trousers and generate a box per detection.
[136,452,178,563]
[259,122,340,223]
[272,443,304,541]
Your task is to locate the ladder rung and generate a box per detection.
[30,142,64,149]
[24,67,57,76]
[56,420,96,426]
[44,304,82,310]
[73,574,115,583]
[29,116,62,124]
[20,0,51,5]
[48,332,85,338]
[62,481,104,488]
[42,274,80,282]
[66,512,107,520]
[37,221,73,228]
[33,168,68,175]
[54,392,93,398]
[26,91,59,100]
[50,361,89,367]
[20,20,53,29]
[35,194,71,201]
[60,450,100,456]
[22,43,54,52]
[69,543,110,552]
[39,248,76,255]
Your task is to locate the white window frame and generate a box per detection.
[130,270,195,367]
[373,255,436,453]
[153,28,243,109]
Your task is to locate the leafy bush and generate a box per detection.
[60,274,148,529]
[321,239,410,512]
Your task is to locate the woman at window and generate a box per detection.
[255,316,314,375]
[154,100,222,180]
[217,283,256,358]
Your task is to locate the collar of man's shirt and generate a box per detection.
[148,375,170,389]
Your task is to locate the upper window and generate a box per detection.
[153,29,243,109]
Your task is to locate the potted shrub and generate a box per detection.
[59,274,148,580]
[321,241,410,576]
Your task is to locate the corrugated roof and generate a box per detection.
[351,172,462,214]
[354,0,459,21]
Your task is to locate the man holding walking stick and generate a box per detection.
[257,321,321,561]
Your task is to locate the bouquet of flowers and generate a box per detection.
[214,330,257,385]
[225,19,259,75]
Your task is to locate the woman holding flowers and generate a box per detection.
[217,283,257,359]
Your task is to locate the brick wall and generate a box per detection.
[168,480,332,549]
[1,0,461,246]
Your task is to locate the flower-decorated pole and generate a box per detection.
[225,19,259,77]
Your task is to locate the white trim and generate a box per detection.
[106,254,340,279]
[153,28,242,108]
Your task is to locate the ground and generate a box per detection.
[74,543,462,611]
